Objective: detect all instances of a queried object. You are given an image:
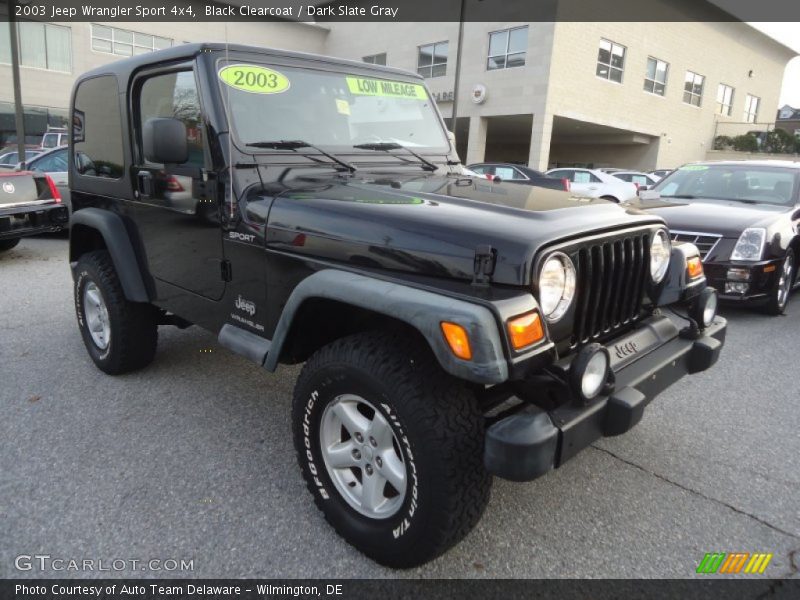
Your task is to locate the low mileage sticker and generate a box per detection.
[218,65,290,94]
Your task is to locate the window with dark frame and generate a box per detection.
[643,57,668,96]
[417,41,448,78]
[487,26,528,70]
[716,84,734,116]
[596,39,626,83]
[362,53,387,66]
[683,71,705,106]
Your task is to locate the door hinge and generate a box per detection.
[220,259,232,282]
[472,244,496,287]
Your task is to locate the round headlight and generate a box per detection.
[538,252,576,322]
[650,229,671,284]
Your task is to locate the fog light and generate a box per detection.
[727,268,750,281]
[690,287,718,329]
[725,282,748,295]
[569,344,610,402]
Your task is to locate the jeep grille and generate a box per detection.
[572,231,651,345]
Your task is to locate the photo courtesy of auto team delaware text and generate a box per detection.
[1,0,799,593]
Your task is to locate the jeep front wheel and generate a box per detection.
[74,250,158,374]
[0,238,20,252]
[292,331,491,568]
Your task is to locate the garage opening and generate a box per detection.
[548,116,659,171]
[484,114,532,164]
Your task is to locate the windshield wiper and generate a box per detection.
[660,194,697,199]
[353,142,438,172]
[246,140,356,173]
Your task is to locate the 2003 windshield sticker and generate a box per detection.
[346,77,427,100]
[218,65,290,94]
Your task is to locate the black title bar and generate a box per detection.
[1,0,800,22]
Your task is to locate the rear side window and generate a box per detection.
[72,76,124,179]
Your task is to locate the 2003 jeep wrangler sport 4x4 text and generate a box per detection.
[68,43,726,568]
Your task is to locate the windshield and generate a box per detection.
[218,61,449,152]
[653,164,798,206]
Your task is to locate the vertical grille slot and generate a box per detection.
[573,232,650,345]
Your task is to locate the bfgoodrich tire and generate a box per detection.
[292,331,491,568]
[74,250,158,374]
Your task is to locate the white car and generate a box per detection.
[610,170,662,190]
[545,167,638,203]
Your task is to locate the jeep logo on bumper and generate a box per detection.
[614,340,640,360]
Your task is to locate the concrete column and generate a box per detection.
[528,112,554,171]
[465,116,487,165]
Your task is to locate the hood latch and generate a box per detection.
[472,244,496,287]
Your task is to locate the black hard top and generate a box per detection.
[75,42,422,84]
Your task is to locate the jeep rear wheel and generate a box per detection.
[0,238,20,252]
[74,250,158,374]
[292,331,491,568]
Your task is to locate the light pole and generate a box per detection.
[7,0,27,163]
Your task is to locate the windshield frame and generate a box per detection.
[653,163,800,207]
[213,53,453,159]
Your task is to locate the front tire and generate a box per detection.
[0,238,20,252]
[74,250,158,374]
[763,250,794,315]
[292,331,491,568]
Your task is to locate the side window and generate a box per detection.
[32,149,68,172]
[137,70,204,167]
[631,175,649,186]
[574,171,593,184]
[470,165,488,175]
[510,168,528,180]
[550,169,572,181]
[494,166,516,180]
[73,75,124,178]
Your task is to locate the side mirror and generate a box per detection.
[143,117,188,164]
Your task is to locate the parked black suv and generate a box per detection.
[68,43,725,568]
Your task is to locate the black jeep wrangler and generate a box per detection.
[68,43,726,568]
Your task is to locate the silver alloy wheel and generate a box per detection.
[319,394,407,519]
[777,255,793,309]
[83,281,111,350]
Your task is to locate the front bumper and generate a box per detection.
[704,260,782,305]
[484,314,727,481]
[0,202,69,240]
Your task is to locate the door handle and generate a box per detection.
[137,171,153,199]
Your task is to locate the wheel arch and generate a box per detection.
[264,269,509,385]
[69,208,151,303]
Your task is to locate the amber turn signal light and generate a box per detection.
[507,311,545,350]
[440,322,472,361]
[687,256,704,279]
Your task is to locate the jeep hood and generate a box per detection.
[264,173,663,286]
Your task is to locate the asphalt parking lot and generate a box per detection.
[1,236,798,580]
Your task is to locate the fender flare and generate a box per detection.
[263,269,510,384]
[69,208,150,302]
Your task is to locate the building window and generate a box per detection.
[91,24,172,56]
[362,53,386,66]
[743,94,760,123]
[417,41,448,78]
[643,57,668,95]
[683,71,705,107]
[0,22,72,72]
[716,84,734,116]
[487,26,528,70]
[596,39,626,83]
